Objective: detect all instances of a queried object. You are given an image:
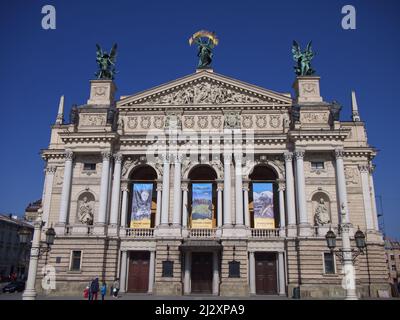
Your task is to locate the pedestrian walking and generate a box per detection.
[90,277,100,300]
[101,282,107,301]
[112,278,120,298]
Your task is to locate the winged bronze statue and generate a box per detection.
[292,40,315,76]
[95,43,118,80]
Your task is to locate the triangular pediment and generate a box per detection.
[117,70,293,108]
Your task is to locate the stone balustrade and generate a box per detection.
[251,228,280,238]
[125,228,155,238]
[189,228,217,238]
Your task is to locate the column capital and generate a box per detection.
[121,185,129,193]
[217,183,224,191]
[172,153,184,163]
[46,166,57,174]
[358,164,370,173]
[223,153,232,162]
[278,180,286,191]
[242,182,250,191]
[159,153,170,163]
[156,182,163,191]
[113,152,123,163]
[101,150,112,160]
[294,149,305,160]
[234,153,243,163]
[369,164,376,174]
[334,148,345,159]
[181,183,189,192]
[284,151,293,162]
[65,150,74,161]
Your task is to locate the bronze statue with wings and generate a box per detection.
[292,40,315,76]
[95,43,118,80]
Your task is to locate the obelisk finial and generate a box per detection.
[351,91,361,122]
[55,95,64,125]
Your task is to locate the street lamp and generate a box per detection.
[21,209,56,300]
[325,204,366,300]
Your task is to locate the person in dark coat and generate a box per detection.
[90,277,100,300]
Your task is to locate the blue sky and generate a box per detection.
[0,0,399,237]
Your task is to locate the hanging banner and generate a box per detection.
[191,183,213,229]
[130,183,153,228]
[253,183,275,229]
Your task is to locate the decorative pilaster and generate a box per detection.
[119,250,128,293]
[278,252,286,296]
[249,251,256,295]
[212,251,219,295]
[284,152,296,236]
[148,251,155,294]
[234,154,244,226]
[183,252,191,295]
[97,151,112,227]
[58,150,74,225]
[172,154,182,226]
[243,182,250,227]
[359,164,374,230]
[223,154,232,226]
[109,153,123,227]
[160,154,170,225]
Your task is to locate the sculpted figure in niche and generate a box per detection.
[78,196,94,225]
[314,198,330,226]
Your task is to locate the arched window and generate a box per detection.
[187,165,218,228]
[248,165,279,229]
[76,192,95,225]
[128,165,158,228]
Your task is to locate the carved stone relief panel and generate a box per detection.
[300,111,329,124]
[345,166,360,185]
[79,113,107,127]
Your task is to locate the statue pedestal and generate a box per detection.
[87,80,116,106]
[293,76,323,104]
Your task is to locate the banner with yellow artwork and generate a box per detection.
[253,183,275,229]
[130,183,152,228]
[191,183,213,229]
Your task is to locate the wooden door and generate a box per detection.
[191,252,213,293]
[127,251,150,293]
[255,252,277,295]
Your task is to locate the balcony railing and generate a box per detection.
[189,228,217,238]
[251,228,280,238]
[125,228,154,238]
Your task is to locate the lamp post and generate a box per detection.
[20,209,56,300]
[325,204,366,300]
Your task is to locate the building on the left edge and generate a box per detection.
[0,214,33,281]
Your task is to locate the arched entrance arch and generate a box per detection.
[127,165,158,228]
[248,164,280,229]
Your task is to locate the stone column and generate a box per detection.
[155,183,162,227]
[182,183,189,228]
[369,167,379,231]
[120,186,129,228]
[249,251,256,295]
[335,149,349,223]
[184,251,191,294]
[97,151,112,227]
[42,166,56,224]
[294,149,310,236]
[161,154,170,225]
[110,153,122,227]
[223,154,232,226]
[284,152,296,236]
[58,150,74,225]
[119,251,128,293]
[234,154,244,226]
[243,182,250,227]
[278,252,286,296]
[212,251,219,295]
[148,251,155,294]
[278,181,286,233]
[217,183,223,228]
[22,209,43,300]
[172,154,182,226]
[359,165,374,230]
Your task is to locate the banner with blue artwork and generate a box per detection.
[130,183,153,228]
[253,183,275,229]
[191,183,213,229]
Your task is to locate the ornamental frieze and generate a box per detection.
[140,116,151,129]
[300,112,329,124]
[153,116,165,129]
[126,116,138,129]
[79,114,106,127]
[255,115,267,128]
